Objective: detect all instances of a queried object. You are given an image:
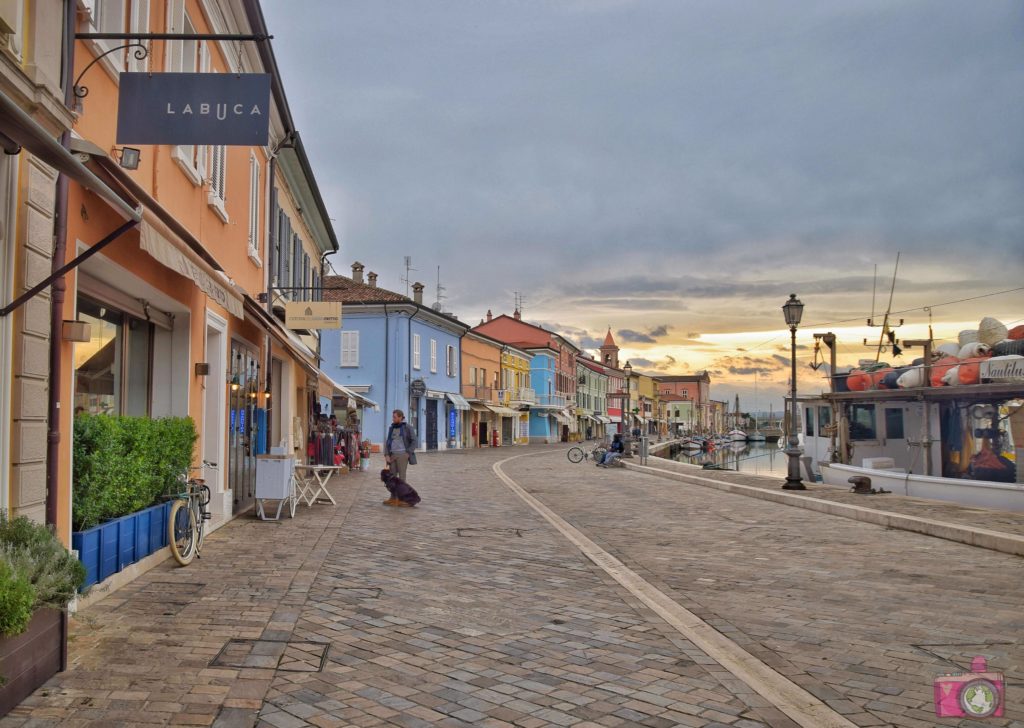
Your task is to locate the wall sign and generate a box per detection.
[117,72,271,145]
[285,302,341,330]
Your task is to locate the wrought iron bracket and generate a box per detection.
[73,42,148,100]
[72,33,273,101]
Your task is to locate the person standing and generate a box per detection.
[384,409,417,482]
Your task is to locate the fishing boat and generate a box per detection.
[727,428,748,442]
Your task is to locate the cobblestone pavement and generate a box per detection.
[4,446,1023,727]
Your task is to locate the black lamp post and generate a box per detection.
[622,361,632,436]
[782,293,805,489]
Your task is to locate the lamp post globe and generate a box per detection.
[782,294,806,490]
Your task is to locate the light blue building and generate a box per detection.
[321,265,470,450]
[526,346,563,443]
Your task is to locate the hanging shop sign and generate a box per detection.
[284,301,342,330]
[116,72,271,145]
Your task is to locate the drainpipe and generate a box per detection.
[406,304,422,430]
[46,0,77,529]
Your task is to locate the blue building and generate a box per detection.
[321,264,470,450]
[526,346,564,443]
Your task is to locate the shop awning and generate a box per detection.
[317,370,379,411]
[485,404,520,416]
[469,402,491,412]
[139,212,244,318]
[553,412,572,425]
[597,415,612,424]
[446,392,470,410]
[0,90,141,222]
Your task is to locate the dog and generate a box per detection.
[379,468,421,507]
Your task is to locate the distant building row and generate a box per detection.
[322,263,717,449]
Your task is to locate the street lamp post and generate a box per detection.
[782,293,805,489]
[622,361,632,436]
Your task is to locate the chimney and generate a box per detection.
[367,272,378,288]
[513,309,521,321]
[351,261,364,283]
[412,282,424,305]
[486,309,492,322]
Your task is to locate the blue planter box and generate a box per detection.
[71,501,172,589]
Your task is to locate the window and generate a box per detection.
[412,334,421,369]
[445,345,457,377]
[127,0,149,71]
[884,408,905,440]
[302,254,310,302]
[430,339,437,373]
[340,331,359,367]
[818,406,832,432]
[168,5,208,184]
[208,144,227,219]
[805,407,815,436]
[248,154,260,260]
[0,0,24,58]
[74,297,152,416]
[849,404,877,440]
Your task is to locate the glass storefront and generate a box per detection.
[227,341,260,514]
[74,296,152,416]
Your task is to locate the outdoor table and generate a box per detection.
[293,464,344,506]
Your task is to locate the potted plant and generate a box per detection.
[0,513,86,717]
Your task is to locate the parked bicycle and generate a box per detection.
[567,443,608,463]
[167,461,216,566]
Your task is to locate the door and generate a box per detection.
[202,318,226,498]
[502,416,513,443]
[228,341,259,514]
[479,421,488,446]
[426,398,438,450]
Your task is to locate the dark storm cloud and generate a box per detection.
[616,325,674,344]
[263,0,1024,328]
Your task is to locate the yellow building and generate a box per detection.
[499,346,532,444]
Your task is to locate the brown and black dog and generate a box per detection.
[380,468,421,507]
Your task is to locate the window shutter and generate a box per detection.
[430,339,437,373]
[413,334,420,369]
[341,331,359,367]
[303,254,310,301]
[166,0,185,74]
[128,0,150,72]
[292,235,301,293]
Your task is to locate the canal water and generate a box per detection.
[669,441,788,476]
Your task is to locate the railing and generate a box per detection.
[499,387,535,404]
[461,383,494,401]
[533,393,566,408]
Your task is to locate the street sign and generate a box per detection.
[284,302,341,329]
[116,72,271,145]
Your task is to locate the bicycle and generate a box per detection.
[167,460,216,566]
[567,443,608,463]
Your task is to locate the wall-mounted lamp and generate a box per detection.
[114,146,141,170]
[62,320,91,342]
[230,374,240,391]
[264,387,272,401]
[195,362,210,376]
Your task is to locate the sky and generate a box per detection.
[262,0,1024,409]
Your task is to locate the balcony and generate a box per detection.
[498,387,535,405]
[532,392,566,409]
[461,383,494,402]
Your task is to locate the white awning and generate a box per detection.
[318,370,379,411]
[553,412,572,425]
[446,392,470,410]
[469,402,491,412]
[485,404,520,417]
[140,213,244,318]
[596,415,612,424]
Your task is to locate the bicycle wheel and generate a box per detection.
[592,446,608,461]
[567,446,585,463]
[168,499,197,566]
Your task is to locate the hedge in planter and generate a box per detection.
[72,415,197,531]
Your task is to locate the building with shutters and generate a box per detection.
[321,265,470,451]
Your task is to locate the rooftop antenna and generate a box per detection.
[400,256,416,297]
[864,252,903,361]
[434,265,446,309]
[514,291,525,316]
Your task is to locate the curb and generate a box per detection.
[625,459,1024,558]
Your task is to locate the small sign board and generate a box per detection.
[117,72,271,145]
[980,357,1024,382]
[410,379,427,396]
[285,302,341,330]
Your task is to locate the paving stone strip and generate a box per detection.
[629,455,1024,557]
[493,453,858,728]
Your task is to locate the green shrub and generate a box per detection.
[72,415,197,531]
[0,557,35,637]
[0,513,85,612]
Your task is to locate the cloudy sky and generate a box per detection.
[262,0,1023,407]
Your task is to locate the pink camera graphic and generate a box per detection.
[934,656,1004,719]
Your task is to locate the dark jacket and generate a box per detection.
[609,438,624,454]
[384,422,417,462]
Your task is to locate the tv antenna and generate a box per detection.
[434,265,446,310]
[400,256,416,297]
[863,252,904,360]
[514,291,525,316]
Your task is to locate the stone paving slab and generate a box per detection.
[4,444,1023,728]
